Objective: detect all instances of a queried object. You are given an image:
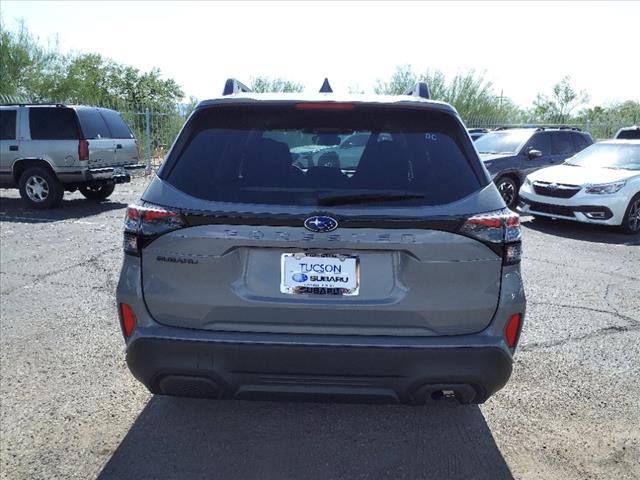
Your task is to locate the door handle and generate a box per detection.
[116,144,123,149]
[9,145,18,151]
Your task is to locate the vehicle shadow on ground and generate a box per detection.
[522,216,639,245]
[0,196,127,223]
[98,396,513,480]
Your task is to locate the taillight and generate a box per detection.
[78,139,89,161]
[459,208,522,265]
[123,203,186,256]
[119,303,137,337]
[504,313,522,348]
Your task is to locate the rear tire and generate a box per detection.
[496,176,519,210]
[79,183,115,201]
[620,194,640,235]
[18,167,64,209]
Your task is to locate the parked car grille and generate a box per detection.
[528,201,575,217]
[533,181,581,198]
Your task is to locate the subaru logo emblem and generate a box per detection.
[304,216,338,233]
[548,183,559,190]
[292,273,308,283]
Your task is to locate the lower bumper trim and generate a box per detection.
[126,336,513,405]
[519,197,613,220]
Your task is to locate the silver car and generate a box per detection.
[0,104,143,208]
[116,79,526,404]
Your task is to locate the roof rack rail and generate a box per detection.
[222,78,252,96]
[0,103,66,107]
[492,125,582,132]
[557,126,581,131]
[403,82,430,100]
[319,78,333,93]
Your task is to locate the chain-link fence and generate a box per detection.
[0,94,191,173]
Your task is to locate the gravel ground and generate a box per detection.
[1,177,638,480]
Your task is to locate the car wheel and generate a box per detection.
[18,167,64,209]
[79,183,115,201]
[496,176,518,209]
[621,194,640,235]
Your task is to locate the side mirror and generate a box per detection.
[528,149,543,159]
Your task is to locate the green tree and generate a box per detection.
[0,18,58,98]
[250,76,304,93]
[374,65,521,125]
[533,76,589,123]
[1,18,183,108]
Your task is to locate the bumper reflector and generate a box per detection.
[120,303,137,338]
[505,313,522,348]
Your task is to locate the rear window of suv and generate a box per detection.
[97,109,134,139]
[76,108,111,139]
[161,105,484,207]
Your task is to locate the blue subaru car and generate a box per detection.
[475,127,593,208]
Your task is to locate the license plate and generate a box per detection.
[280,253,360,296]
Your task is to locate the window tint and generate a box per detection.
[29,108,79,140]
[76,108,111,139]
[163,106,482,207]
[524,133,551,155]
[0,110,17,140]
[98,109,133,139]
[551,132,575,155]
[474,130,533,154]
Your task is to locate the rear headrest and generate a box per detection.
[353,140,409,188]
[242,138,292,185]
[317,151,340,168]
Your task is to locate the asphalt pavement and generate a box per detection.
[0,177,638,480]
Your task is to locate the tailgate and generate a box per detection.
[141,224,502,336]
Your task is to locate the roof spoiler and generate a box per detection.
[403,82,430,100]
[222,78,252,96]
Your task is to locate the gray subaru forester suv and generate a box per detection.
[116,79,526,404]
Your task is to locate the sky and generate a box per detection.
[2,1,639,108]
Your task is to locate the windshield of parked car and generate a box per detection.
[564,143,640,170]
[616,129,640,140]
[161,104,484,206]
[474,130,534,154]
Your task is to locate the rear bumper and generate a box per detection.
[125,325,513,404]
[87,164,145,183]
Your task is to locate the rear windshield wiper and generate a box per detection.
[317,192,425,206]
